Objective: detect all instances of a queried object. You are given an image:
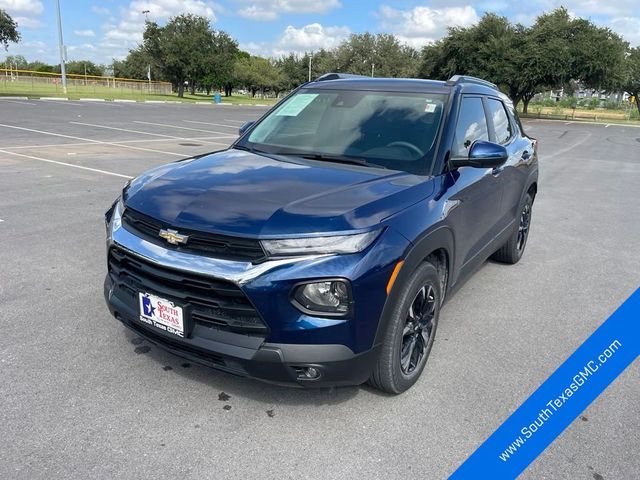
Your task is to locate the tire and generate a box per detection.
[369,262,441,394]
[492,192,533,265]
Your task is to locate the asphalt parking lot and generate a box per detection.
[1,98,638,479]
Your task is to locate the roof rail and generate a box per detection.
[314,72,368,82]
[446,75,498,90]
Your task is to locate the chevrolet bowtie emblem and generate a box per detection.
[159,229,189,245]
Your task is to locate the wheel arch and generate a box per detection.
[372,226,454,347]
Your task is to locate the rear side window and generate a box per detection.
[487,98,513,144]
[506,103,525,135]
[453,97,489,157]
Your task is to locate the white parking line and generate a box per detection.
[0,149,132,179]
[133,120,237,136]
[70,121,230,146]
[0,123,191,157]
[1,135,230,151]
[223,119,246,124]
[182,120,239,130]
[0,98,36,106]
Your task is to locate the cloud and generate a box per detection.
[74,29,96,38]
[0,0,43,14]
[378,5,479,48]
[241,22,351,57]
[91,5,110,15]
[98,0,219,60]
[610,17,640,46]
[13,15,43,28]
[237,0,341,21]
[238,6,278,21]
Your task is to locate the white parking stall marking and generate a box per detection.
[1,135,231,151]
[0,123,192,157]
[133,120,237,137]
[0,149,132,179]
[70,121,230,146]
[182,120,240,130]
[223,119,247,124]
[0,99,36,106]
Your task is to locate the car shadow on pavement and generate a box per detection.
[119,327,393,406]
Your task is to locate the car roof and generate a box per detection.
[303,74,509,100]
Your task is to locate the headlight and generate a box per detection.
[105,193,125,233]
[292,280,352,316]
[261,230,381,257]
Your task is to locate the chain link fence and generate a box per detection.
[0,69,173,97]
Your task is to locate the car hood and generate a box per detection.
[125,149,434,237]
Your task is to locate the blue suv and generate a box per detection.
[104,74,538,393]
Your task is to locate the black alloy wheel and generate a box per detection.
[400,285,437,375]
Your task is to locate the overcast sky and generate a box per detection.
[1,0,638,65]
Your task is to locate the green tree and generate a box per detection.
[27,60,54,72]
[234,55,282,97]
[0,9,20,51]
[1,54,27,68]
[141,14,213,97]
[418,8,629,114]
[276,52,308,90]
[199,31,239,96]
[621,47,640,116]
[62,60,104,76]
[113,47,161,80]
[333,33,419,77]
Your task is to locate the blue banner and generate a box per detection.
[450,287,640,479]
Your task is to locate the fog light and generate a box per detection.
[292,280,352,316]
[295,366,321,380]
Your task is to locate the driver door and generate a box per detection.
[445,96,504,276]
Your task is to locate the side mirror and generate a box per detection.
[450,140,508,169]
[238,121,255,136]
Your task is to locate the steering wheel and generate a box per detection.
[386,141,423,157]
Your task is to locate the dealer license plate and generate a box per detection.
[138,292,184,337]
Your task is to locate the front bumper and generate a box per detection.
[104,198,409,387]
[105,274,379,387]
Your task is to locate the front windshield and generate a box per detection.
[240,88,447,175]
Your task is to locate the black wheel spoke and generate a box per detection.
[401,335,416,371]
[516,202,531,251]
[400,282,438,375]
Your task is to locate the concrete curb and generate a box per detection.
[14,96,275,106]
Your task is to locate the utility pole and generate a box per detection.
[56,0,67,94]
[308,53,312,82]
[371,63,375,77]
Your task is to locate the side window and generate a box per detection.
[506,103,525,135]
[487,98,513,144]
[453,97,489,157]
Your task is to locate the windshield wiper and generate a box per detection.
[233,144,266,154]
[275,152,386,169]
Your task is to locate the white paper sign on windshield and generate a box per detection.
[275,93,318,116]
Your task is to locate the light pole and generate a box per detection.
[55,0,67,94]
[308,52,313,82]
